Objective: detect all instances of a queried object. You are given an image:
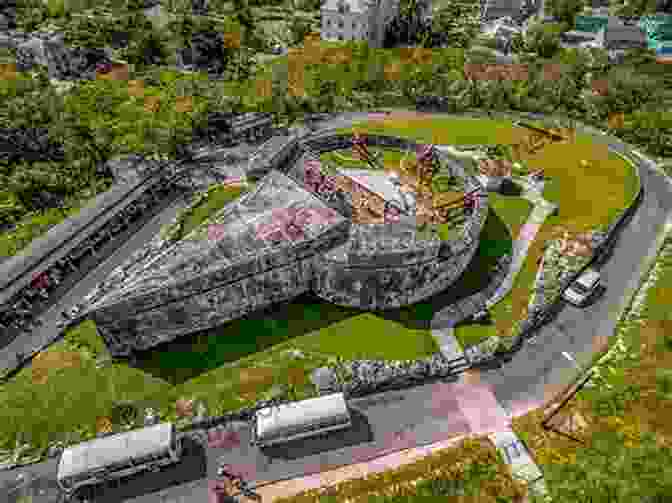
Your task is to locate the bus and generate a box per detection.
[57,423,182,497]
[252,393,352,448]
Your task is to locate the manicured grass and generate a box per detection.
[182,184,247,237]
[321,147,412,171]
[161,183,248,242]
[453,193,534,348]
[0,293,439,454]
[0,116,639,458]
[340,115,639,347]
[134,292,439,386]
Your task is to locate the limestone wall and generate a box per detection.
[94,257,318,357]
[90,130,488,355]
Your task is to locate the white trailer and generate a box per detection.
[57,423,182,496]
[252,393,352,447]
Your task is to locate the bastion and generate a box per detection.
[84,133,488,357]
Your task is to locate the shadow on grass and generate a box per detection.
[376,209,513,331]
[499,179,523,196]
[132,211,512,385]
[132,292,365,385]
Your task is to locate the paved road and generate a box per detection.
[1,113,669,502]
[0,140,264,375]
[478,150,672,415]
[0,195,188,374]
[2,377,513,503]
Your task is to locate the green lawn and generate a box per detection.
[321,147,411,171]
[0,115,640,459]
[340,115,639,347]
[0,294,440,455]
[453,194,534,348]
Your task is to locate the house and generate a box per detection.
[321,0,400,48]
[480,0,523,23]
[603,22,648,50]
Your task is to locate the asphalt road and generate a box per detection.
[0,113,669,502]
[478,151,672,413]
[0,195,188,374]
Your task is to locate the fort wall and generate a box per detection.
[90,131,487,356]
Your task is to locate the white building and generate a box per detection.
[321,0,400,48]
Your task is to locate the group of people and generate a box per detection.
[214,463,261,502]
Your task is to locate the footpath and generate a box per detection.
[242,158,553,501]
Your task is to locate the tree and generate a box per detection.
[547,0,584,28]
[525,22,564,58]
[288,16,312,46]
[430,2,481,49]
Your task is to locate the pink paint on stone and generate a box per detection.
[208,224,227,241]
[350,443,386,464]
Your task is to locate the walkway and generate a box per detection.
[486,177,557,308]
[430,157,557,362]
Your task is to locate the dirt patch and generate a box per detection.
[460,369,482,385]
[286,366,308,387]
[237,367,276,400]
[30,351,82,385]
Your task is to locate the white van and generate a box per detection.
[562,267,601,306]
[57,423,182,497]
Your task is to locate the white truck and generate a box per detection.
[562,267,601,307]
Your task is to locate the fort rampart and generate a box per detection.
[89,131,488,357]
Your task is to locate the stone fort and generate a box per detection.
[81,132,489,357]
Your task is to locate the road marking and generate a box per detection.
[562,351,578,366]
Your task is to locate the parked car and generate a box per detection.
[562,267,601,306]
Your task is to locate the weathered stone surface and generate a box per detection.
[86,133,488,356]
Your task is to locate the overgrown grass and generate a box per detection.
[511,234,672,499]
[272,436,527,503]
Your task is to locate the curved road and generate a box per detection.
[1,112,670,502]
